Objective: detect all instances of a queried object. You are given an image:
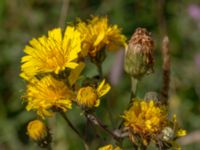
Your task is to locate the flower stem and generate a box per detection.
[85,112,121,142]
[47,145,52,150]
[131,77,138,99]
[118,77,138,129]
[96,63,103,78]
[59,112,89,150]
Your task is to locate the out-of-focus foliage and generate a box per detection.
[0,0,200,149]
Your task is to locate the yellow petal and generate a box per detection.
[68,62,85,86]
[48,28,62,42]
[176,129,187,137]
[95,99,100,107]
[97,80,111,97]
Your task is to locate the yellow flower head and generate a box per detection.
[24,76,73,118]
[21,26,82,80]
[123,100,167,136]
[77,16,126,57]
[27,120,48,141]
[98,144,122,150]
[77,79,110,108]
[176,129,187,137]
[172,115,187,138]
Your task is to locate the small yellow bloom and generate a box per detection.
[27,120,47,141]
[98,144,122,150]
[123,100,167,136]
[77,16,126,57]
[77,79,110,108]
[21,26,82,80]
[176,129,187,137]
[24,76,73,118]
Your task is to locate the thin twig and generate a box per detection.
[160,36,170,105]
[59,112,89,150]
[85,113,121,142]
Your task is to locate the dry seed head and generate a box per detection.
[124,27,154,79]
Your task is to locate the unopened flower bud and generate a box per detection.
[27,120,51,148]
[144,91,159,102]
[162,127,174,141]
[124,27,154,79]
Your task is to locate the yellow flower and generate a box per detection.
[27,120,48,141]
[172,114,187,138]
[21,26,82,80]
[24,76,73,118]
[77,79,110,108]
[176,129,187,137]
[123,100,167,136]
[98,144,122,150]
[77,16,126,57]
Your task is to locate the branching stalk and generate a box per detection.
[85,113,121,142]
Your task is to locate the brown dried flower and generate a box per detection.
[124,27,154,79]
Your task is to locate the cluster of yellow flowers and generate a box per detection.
[21,16,125,119]
[20,16,186,149]
[76,16,126,57]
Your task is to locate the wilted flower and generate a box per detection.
[77,79,110,108]
[98,144,122,150]
[124,27,154,79]
[24,75,73,118]
[77,16,126,58]
[21,26,82,81]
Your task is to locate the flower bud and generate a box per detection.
[27,120,51,148]
[161,127,174,141]
[124,27,154,79]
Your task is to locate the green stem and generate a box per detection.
[118,77,138,129]
[47,145,52,150]
[59,112,89,150]
[131,77,138,99]
[96,63,103,78]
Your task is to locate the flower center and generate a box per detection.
[77,86,98,107]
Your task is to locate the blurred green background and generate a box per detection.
[0,0,200,149]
